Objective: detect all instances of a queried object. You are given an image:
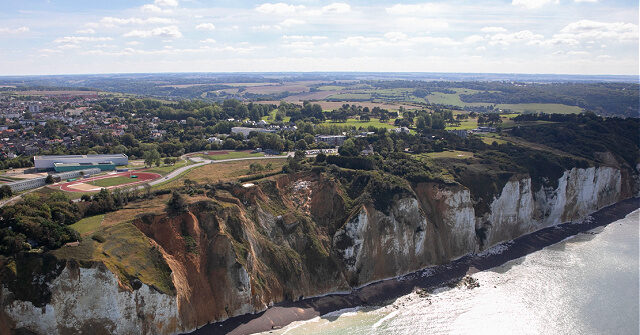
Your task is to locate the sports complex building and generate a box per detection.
[34,154,128,172]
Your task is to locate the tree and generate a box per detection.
[360,114,371,122]
[249,163,264,174]
[143,149,161,167]
[339,139,358,156]
[0,185,12,199]
[166,191,187,214]
[295,139,307,150]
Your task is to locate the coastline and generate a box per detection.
[186,197,640,335]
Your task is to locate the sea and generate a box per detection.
[260,209,639,335]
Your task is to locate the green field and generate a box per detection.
[144,160,191,175]
[423,150,475,159]
[426,88,584,114]
[69,214,104,236]
[261,109,291,122]
[446,118,478,130]
[326,93,372,100]
[478,133,508,145]
[323,118,397,129]
[316,85,345,91]
[202,151,266,160]
[89,175,139,188]
[495,103,583,114]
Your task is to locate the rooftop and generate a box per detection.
[34,154,127,159]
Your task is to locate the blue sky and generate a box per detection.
[0,0,637,75]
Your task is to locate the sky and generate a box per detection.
[0,0,637,75]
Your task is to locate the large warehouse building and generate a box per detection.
[34,154,128,171]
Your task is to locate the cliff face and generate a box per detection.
[2,165,636,335]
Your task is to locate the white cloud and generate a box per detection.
[512,0,559,9]
[195,23,216,31]
[385,3,448,15]
[384,32,408,41]
[566,50,590,56]
[126,41,141,45]
[99,17,175,27]
[282,35,328,40]
[0,26,29,34]
[54,36,113,44]
[399,18,449,31]
[464,35,484,44]
[322,3,351,14]
[256,3,304,15]
[556,20,638,41]
[574,0,597,2]
[251,24,282,32]
[481,26,507,33]
[280,19,305,27]
[75,28,96,34]
[141,4,172,14]
[154,0,178,7]
[200,38,216,43]
[489,30,543,45]
[123,26,182,38]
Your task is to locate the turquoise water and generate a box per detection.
[261,210,639,335]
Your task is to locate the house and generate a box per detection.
[231,127,276,137]
[392,127,410,134]
[207,136,223,144]
[448,129,469,138]
[315,135,347,146]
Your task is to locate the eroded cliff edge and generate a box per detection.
[1,163,638,335]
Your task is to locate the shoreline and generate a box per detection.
[186,197,640,335]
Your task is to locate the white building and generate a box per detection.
[28,102,41,114]
[34,154,128,171]
[231,127,276,137]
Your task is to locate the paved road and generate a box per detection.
[146,154,292,187]
[0,154,293,207]
[0,186,42,208]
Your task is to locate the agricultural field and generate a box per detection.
[322,117,397,129]
[495,103,583,114]
[316,85,345,91]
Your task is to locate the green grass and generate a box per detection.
[478,133,508,145]
[326,93,372,100]
[88,176,139,188]
[323,117,397,130]
[69,214,104,236]
[316,85,345,91]
[495,103,583,114]
[53,221,175,295]
[261,109,291,122]
[423,150,475,159]
[144,160,191,175]
[446,118,478,130]
[202,151,265,160]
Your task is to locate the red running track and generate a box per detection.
[57,171,162,192]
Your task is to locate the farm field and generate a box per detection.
[495,103,583,114]
[322,118,397,129]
